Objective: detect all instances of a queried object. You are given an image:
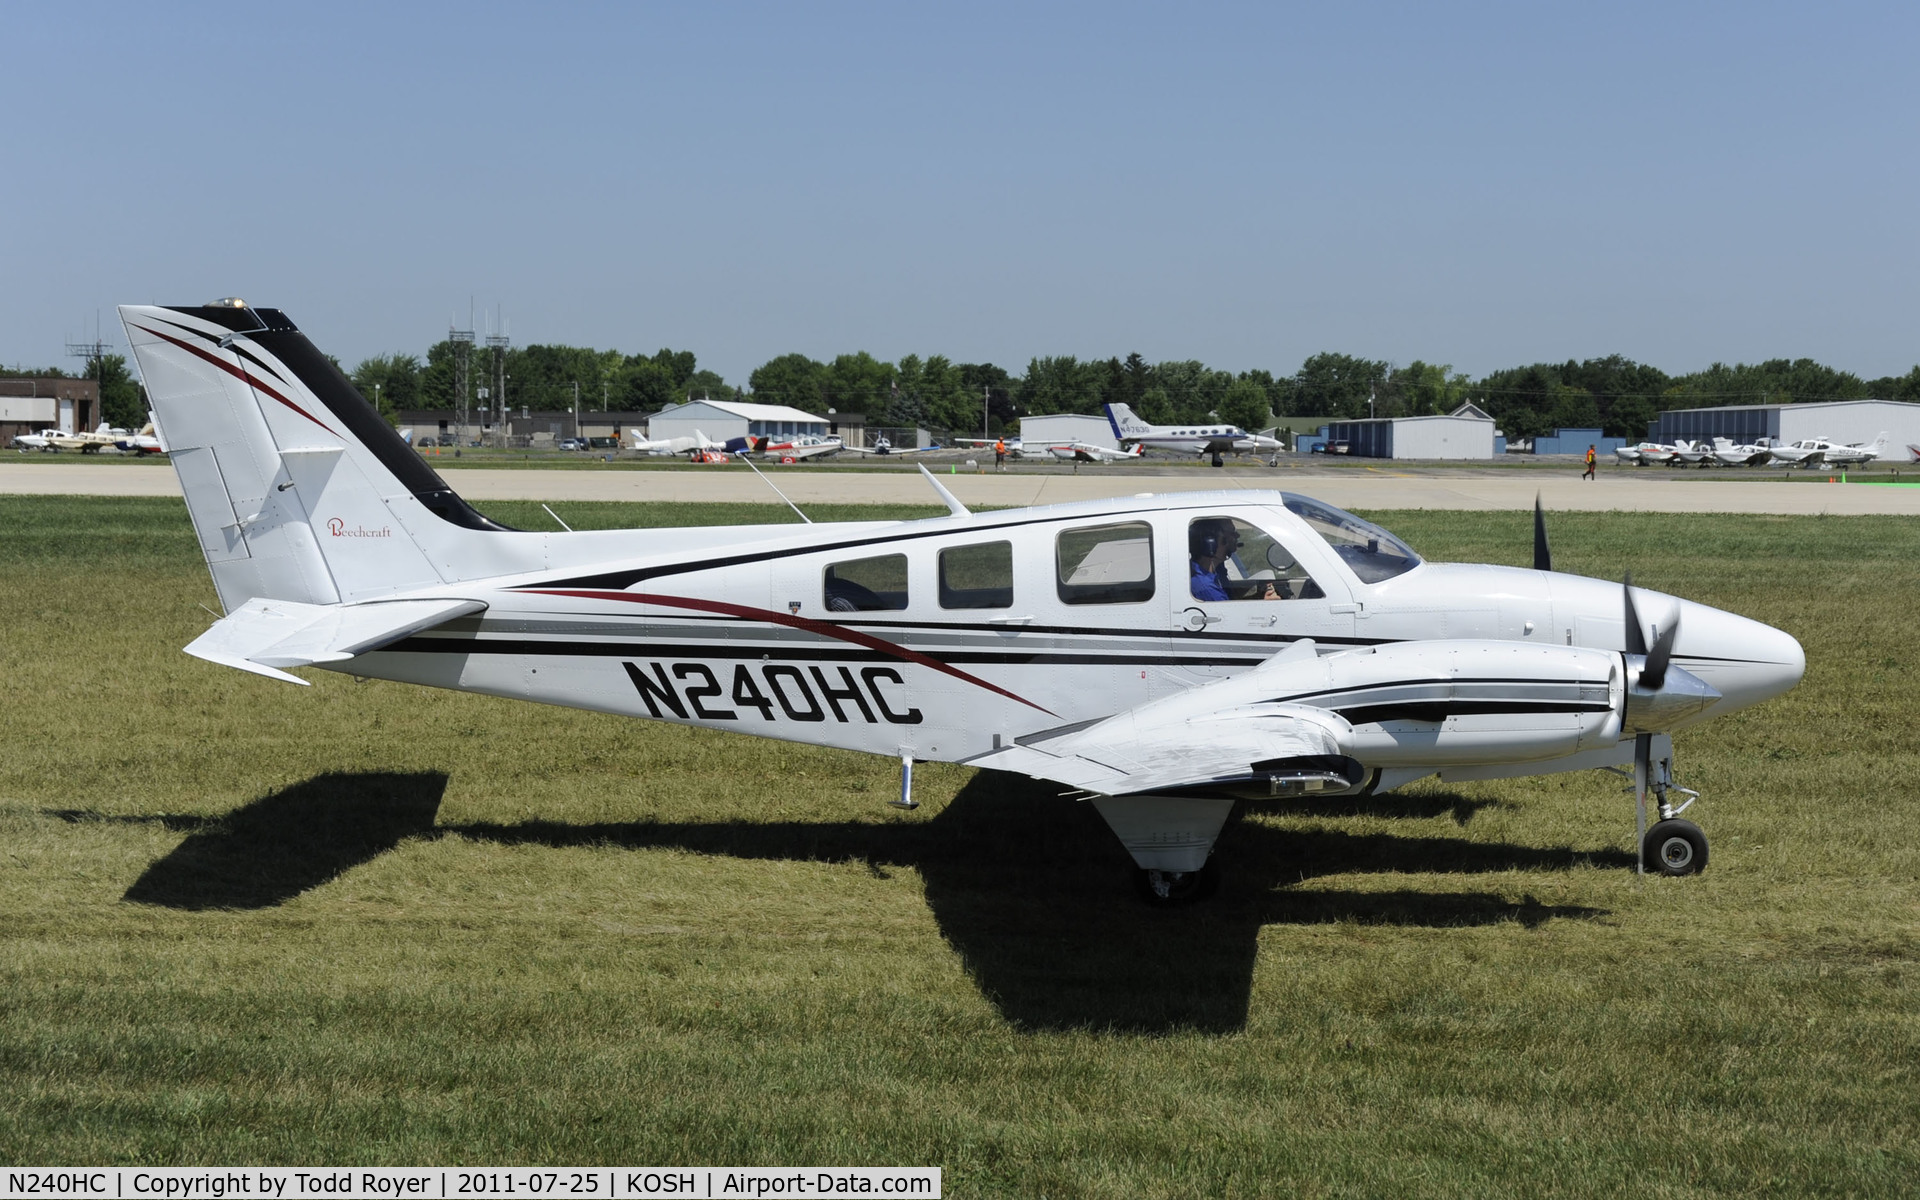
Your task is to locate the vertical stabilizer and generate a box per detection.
[120,303,520,612]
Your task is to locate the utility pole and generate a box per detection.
[572,381,580,441]
[487,314,509,447]
[982,384,990,441]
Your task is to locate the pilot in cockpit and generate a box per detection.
[1189,518,1279,602]
[1190,516,1325,602]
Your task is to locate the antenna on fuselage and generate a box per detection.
[737,448,812,523]
[918,463,971,517]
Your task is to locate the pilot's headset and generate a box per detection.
[1190,519,1234,559]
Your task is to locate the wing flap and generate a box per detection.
[185,597,488,684]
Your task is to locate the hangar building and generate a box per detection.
[1018,413,1117,450]
[1649,399,1920,460]
[1,377,100,444]
[1321,403,1499,460]
[648,399,829,446]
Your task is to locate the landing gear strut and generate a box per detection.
[1135,861,1219,906]
[1631,732,1706,875]
[1210,451,1225,468]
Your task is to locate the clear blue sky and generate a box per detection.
[6,1,1917,386]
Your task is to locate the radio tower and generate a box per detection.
[449,309,476,444]
[67,312,114,431]
[486,306,509,442]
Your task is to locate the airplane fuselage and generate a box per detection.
[338,490,1803,782]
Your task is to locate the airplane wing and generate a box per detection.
[963,637,1633,800]
[184,597,488,685]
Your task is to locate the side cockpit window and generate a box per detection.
[1188,517,1324,601]
[825,553,908,612]
[939,541,1013,609]
[1057,521,1154,604]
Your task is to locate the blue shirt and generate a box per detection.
[1190,559,1229,601]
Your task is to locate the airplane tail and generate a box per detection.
[1104,403,1153,440]
[120,303,528,614]
[1867,431,1889,457]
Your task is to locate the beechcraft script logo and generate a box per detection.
[327,517,393,539]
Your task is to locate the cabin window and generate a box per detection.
[1056,521,1154,604]
[1187,516,1324,602]
[939,541,1014,609]
[824,553,908,611]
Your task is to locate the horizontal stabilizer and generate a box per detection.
[184,596,487,685]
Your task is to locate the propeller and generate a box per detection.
[1532,492,1552,572]
[1622,572,1677,689]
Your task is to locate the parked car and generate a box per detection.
[557,438,586,451]
[587,436,618,450]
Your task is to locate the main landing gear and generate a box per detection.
[1630,732,1708,876]
[1210,451,1226,468]
[1135,861,1220,906]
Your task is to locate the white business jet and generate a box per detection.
[122,301,1805,902]
[1104,404,1285,467]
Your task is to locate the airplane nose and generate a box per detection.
[1676,602,1804,716]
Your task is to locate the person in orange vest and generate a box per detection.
[1583,444,1597,480]
[993,438,1007,470]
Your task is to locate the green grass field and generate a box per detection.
[1,495,1913,1196]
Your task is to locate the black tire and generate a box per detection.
[1210,452,1226,468]
[1643,818,1708,876]
[1134,861,1220,906]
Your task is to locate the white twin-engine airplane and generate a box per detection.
[123,302,1806,902]
[1104,403,1286,466]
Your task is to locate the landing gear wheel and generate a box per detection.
[1643,818,1708,876]
[1134,861,1220,906]
[1210,452,1225,468]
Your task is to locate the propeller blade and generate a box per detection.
[1643,610,1679,690]
[1622,574,1648,656]
[1532,492,1552,572]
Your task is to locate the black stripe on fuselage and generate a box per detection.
[1335,700,1614,724]
[382,635,1267,668]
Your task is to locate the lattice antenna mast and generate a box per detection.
[449,312,476,443]
[486,305,509,441]
[66,311,115,431]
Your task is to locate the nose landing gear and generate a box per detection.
[1627,732,1708,875]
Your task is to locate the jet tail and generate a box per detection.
[120,303,529,614]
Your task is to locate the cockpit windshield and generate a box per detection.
[1281,494,1422,584]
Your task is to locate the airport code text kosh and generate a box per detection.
[2,1170,938,1200]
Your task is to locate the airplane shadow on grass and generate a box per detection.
[56,771,449,910]
[79,769,1619,1034]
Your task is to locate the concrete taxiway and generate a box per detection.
[5,460,1919,514]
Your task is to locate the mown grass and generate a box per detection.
[0,495,1913,1196]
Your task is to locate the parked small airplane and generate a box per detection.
[627,429,723,458]
[1105,403,1285,467]
[730,434,844,462]
[121,301,1806,902]
[1047,441,1147,464]
[50,423,129,453]
[1709,437,1775,468]
[115,420,166,456]
[1908,444,1920,462]
[1767,432,1889,468]
[1614,442,1678,466]
[1669,440,1716,467]
[10,428,66,451]
[844,435,941,456]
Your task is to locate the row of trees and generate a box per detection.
[341,339,1920,440]
[12,346,1919,442]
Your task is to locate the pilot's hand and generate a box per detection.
[1261,582,1279,600]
